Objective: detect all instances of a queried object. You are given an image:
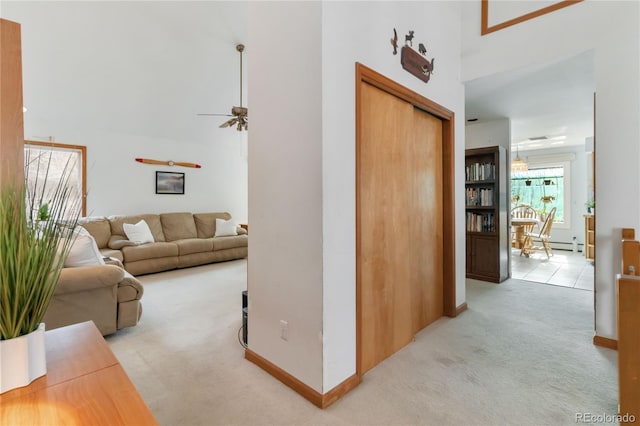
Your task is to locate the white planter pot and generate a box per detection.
[0,323,47,394]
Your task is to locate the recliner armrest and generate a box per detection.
[56,265,125,295]
[118,271,144,303]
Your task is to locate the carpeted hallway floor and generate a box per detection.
[107,259,617,425]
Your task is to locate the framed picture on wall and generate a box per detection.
[155,171,185,194]
[481,0,583,35]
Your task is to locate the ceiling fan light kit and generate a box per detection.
[198,43,248,132]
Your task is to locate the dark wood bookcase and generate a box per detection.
[465,146,508,283]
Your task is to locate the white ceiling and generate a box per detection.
[464,50,595,152]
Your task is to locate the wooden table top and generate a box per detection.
[511,217,539,226]
[0,321,157,425]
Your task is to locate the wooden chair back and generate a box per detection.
[539,207,556,238]
[511,204,538,237]
[511,204,537,219]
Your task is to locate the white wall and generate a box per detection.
[465,119,510,150]
[248,1,324,393]
[249,2,465,392]
[2,1,249,221]
[320,1,464,391]
[249,1,465,394]
[461,0,640,339]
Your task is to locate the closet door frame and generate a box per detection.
[355,63,457,377]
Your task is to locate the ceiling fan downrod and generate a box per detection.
[196,43,247,131]
[237,44,244,110]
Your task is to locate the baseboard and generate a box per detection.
[549,242,582,251]
[593,335,618,350]
[320,373,360,408]
[245,348,360,408]
[455,303,468,316]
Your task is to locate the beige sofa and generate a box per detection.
[43,212,244,335]
[80,212,248,276]
[44,260,144,336]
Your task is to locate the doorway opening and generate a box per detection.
[464,50,595,293]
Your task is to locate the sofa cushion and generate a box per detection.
[161,213,197,241]
[125,257,178,276]
[121,242,179,262]
[109,214,166,242]
[78,217,111,249]
[212,235,248,251]
[175,238,214,256]
[193,212,232,238]
[64,227,106,268]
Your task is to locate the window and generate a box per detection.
[24,141,87,217]
[511,155,572,229]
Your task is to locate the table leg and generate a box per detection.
[514,225,524,249]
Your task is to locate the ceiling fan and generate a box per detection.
[198,44,247,131]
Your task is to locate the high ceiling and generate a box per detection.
[465,50,595,152]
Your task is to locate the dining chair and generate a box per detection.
[522,207,556,258]
[510,204,537,246]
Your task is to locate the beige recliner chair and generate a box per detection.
[43,261,144,336]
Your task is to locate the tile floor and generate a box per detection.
[511,248,594,291]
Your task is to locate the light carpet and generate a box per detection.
[107,260,617,425]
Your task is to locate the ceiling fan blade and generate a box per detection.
[197,113,233,117]
[220,118,238,128]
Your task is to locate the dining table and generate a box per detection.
[511,217,540,252]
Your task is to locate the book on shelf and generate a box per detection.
[465,212,495,232]
[465,187,494,206]
[465,162,496,181]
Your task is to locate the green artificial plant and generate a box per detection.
[0,152,81,340]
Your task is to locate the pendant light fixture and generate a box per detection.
[511,143,528,172]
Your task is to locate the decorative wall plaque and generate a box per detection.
[391,28,435,84]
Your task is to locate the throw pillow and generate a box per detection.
[64,226,106,268]
[214,218,238,237]
[123,220,155,245]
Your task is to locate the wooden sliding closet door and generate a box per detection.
[410,108,443,331]
[360,83,414,373]
[359,82,444,374]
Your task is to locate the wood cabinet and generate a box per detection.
[584,214,595,261]
[465,146,508,283]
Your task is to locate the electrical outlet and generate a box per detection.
[280,320,288,341]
